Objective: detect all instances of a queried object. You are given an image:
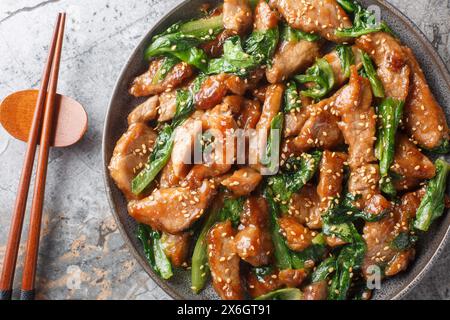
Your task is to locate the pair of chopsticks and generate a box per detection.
[0,13,66,301]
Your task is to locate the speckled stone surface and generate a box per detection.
[0,0,448,300]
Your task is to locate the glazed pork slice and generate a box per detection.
[127,179,217,234]
[235,196,273,266]
[254,0,279,31]
[321,45,362,88]
[237,99,261,129]
[303,281,328,300]
[246,268,307,298]
[157,91,177,122]
[109,123,157,200]
[223,0,253,35]
[160,232,191,267]
[317,151,347,211]
[129,60,194,97]
[278,216,314,251]
[127,95,159,125]
[207,220,245,300]
[269,0,353,43]
[266,39,321,84]
[287,184,322,229]
[391,133,436,191]
[221,167,262,196]
[356,32,410,101]
[402,46,450,150]
[361,191,422,278]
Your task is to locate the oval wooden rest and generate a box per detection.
[0,89,87,147]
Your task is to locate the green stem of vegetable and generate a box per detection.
[261,112,284,173]
[281,24,320,42]
[335,45,355,79]
[375,98,404,197]
[191,203,222,294]
[255,288,303,300]
[283,81,301,113]
[131,125,174,195]
[152,55,180,84]
[361,52,385,98]
[312,256,337,283]
[295,59,335,100]
[414,159,450,232]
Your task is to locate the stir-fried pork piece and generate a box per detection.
[130,60,194,97]
[361,191,422,278]
[109,123,157,200]
[401,47,450,150]
[127,95,159,125]
[250,84,284,170]
[171,114,203,179]
[287,185,322,229]
[158,91,177,122]
[237,99,261,129]
[303,281,328,300]
[254,0,279,31]
[160,232,190,267]
[317,151,347,211]
[356,32,410,101]
[391,133,435,191]
[292,109,344,151]
[269,0,353,43]
[235,197,273,266]
[278,269,307,287]
[347,164,380,207]
[128,179,217,234]
[186,104,237,187]
[159,159,181,188]
[284,107,309,138]
[207,221,245,300]
[246,270,281,298]
[223,95,245,114]
[267,40,321,84]
[223,0,253,35]
[195,75,229,110]
[278,216,314,251]
[221,167,262,196]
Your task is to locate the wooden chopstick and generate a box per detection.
[0,14,63,301]
[19,13,67,301]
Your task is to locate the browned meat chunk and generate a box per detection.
[269,0,353,43]
[284,106,309,138]
[109,123,157,200]
[266,40,320,84]
[208,221,245,300]
[160,232,190,267]
[235,197,273,266]
[347,164,380,207]
[278,269,307,288]
[127,179,217,234]
[391,133,436,191]
[159,159,181,188]
[130,60,193,97]
[362,191,422,278]
[356,32,410,101]
[237,99,261,129]
[246,270,281,298]
[195,75,229,110]
[303,281,328,300]
[278,216,314,251]
[321,46,362,88]
[254,0,279,31]
[287,185,322,229]
[200,29,235,58]
[127,95,159,125]
[402,46,449,150]
[221,167,262,196]
[223,0,253,35]
[158,91,177,122]
[317,151,347,211]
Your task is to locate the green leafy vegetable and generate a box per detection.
[261,112,284,173]
[218,197,245,226]
[375,98,404,197]
[414,159,450,231]
[207,36,259,76]
[335,45,355,79]
[145,14,223,71]
[336,0,391,38]
[390,232,418,251]
[245,27,280,65]
[137,224,173,280]
[295,58,335,100]
[430,139,450,154]
[361,52,385,98]
[291,235,327,269]
[132,125,174,195]
[255,288,303,300]
[328,224,366,300]
[172,74,206,127]
[152,55,180,84]
[283,81,301,113]
[281,24,321,42]
[191,203,222,293]
[312,256,337,282]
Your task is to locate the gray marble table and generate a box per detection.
[0,0,449,300]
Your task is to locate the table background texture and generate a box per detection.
[0,0,449,300]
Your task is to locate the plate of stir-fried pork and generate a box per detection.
[103,0,450,300]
